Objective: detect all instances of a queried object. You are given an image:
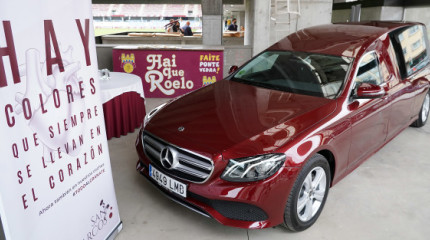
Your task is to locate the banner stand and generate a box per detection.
[0,217,5,240]
[0,1,122,239]
[106,222,123,240]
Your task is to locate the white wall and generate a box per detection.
[404,6,430,38]
[248,0,333,55]
[269,0,333,44]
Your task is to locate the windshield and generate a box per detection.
[231,51,352,99]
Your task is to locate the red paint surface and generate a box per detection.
[136,22,430,229]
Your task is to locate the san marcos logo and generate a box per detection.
[82,199,115,240]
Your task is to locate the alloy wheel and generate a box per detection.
[422,93,430,122]
[297,166,327,222]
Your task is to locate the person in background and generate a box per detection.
[173,21,184,34]
[182,21,193,36]
[165,19,175,33]
[226,19,231,30]
[228,18,238,31]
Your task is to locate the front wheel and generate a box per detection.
[283,154,331,231]
[411,90,430,128]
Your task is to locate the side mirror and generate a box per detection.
[229,65,238,74]
[355,83,385,99]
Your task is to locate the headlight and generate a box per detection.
[143,103,167,127]
[221,153,286,182]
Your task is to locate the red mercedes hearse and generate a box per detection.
[135,22,430,231]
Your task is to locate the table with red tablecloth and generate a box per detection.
[100,72,146,139]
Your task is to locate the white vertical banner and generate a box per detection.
[0,1,122,239]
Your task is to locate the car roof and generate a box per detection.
[267,21,420,58]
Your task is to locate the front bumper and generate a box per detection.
[135,130,299,229]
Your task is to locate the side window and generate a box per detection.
[392,25,429,77]
[355,53,383,86]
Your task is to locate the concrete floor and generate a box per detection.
[108,98,430,240]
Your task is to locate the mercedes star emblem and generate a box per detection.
[160,147,178,169]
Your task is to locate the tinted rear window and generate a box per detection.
[390,25,430,78]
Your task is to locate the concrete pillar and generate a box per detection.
[244,0,254,47]
[201,0,223,45]
[246,0,332,55]
[350,4,361,22]
[252,0,271,55]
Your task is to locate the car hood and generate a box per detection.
[145,80,337,159]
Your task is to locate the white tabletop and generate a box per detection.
[100,72,145,103]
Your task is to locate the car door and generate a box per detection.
[384,38,416,139]
[386,25,430,138]
[348,51,390,167]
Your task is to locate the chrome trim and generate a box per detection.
[176,165,209,178]
[143,134,211,162]
[178,155,212,170]
[145,144,160,159]
[167,195,211,218]
[145,136,164,151]
[142,131,215,184]
[160,146,179,170]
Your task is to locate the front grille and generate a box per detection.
[142,132,214,183]
[210,200,268,221]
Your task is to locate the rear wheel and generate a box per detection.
[283,154,330,232]
[411,90,430,128]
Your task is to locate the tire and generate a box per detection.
[411,90,430,128]
[283,154,331,232]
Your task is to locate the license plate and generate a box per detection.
[149,164,187,198]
